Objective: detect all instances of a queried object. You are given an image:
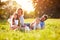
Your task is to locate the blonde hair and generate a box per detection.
[17,8,24,15]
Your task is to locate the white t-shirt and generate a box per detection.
[14,20,18,25]
[8,18,18,27]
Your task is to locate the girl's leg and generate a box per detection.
[10,25,18,30]
[33,26,36,30]
[25,26,30,32]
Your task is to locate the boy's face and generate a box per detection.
[41,17,46,21]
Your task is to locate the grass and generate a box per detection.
[24,18,34,23]
[0,19,60,40]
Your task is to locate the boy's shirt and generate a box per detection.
[40,21,45,29]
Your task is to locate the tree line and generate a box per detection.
[0,0,60,19]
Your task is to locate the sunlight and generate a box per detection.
[1,0,7,2]
[15,0,35,13]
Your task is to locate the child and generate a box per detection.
[17,8,24,26]
[10,13,20,30]
[30,17,41,30]
[40,15,48,29]
[17,8,30,32]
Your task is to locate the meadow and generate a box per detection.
[0,19,60,40]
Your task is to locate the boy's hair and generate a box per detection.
[43,14,48,20]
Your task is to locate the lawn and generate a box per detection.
[0,19,60,40]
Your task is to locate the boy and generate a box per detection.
[40,15,48,29]
[30,15,48,30]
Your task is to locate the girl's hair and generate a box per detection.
[17,8,23,15]
[12,13,19,25]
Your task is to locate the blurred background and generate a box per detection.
[0,0,60,20]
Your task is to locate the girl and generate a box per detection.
[17,8,30,32]
[17,8,24,26]
[30,17,41,30]
[10,13,20,30]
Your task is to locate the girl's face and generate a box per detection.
[14,14,17,19]
[36,19,40,24]
[17,9,22,16]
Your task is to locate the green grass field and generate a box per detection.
[0,19,60,40]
